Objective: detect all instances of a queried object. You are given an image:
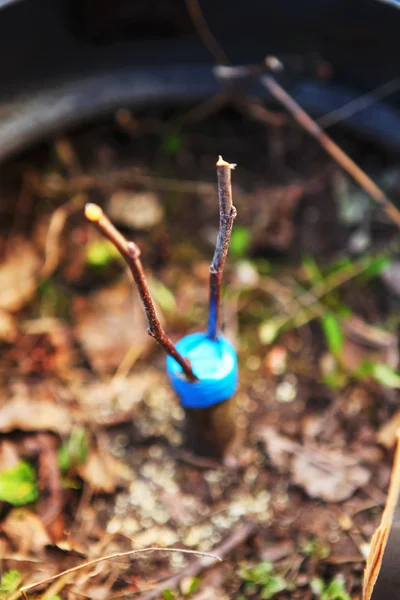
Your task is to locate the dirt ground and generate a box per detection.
[0,101,400,599]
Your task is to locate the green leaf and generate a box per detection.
[162,133,182,155]
[322,371,348,391]
[259,318,286,345]
[311,576,350,600]
[302,539,330,559]
[323,577,350,600]
[230,226,251,258]
[321,314,344,358]
[302,255,323,285]
[0,570,21,595]
[371,363,400,389]
[186,577,199,595]
[58,428,89,472]
[310,578,325,596]
[86,240,120,268]
[162,590,176,600]
[149,279,177,313]
[324,257,352,278]
[0,461,38,506]
[261,576,287,599]
[239,562,274,585]
[360,254,391,281]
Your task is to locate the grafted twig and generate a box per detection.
[208,156,237,340]
[84,204,197,382]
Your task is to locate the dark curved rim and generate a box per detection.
[1,65,400,161]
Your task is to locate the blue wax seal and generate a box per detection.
[166,332,238,409]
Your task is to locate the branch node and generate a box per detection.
[265,55,283,72]
[127,240,141,259]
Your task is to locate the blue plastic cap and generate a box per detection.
[166,332,238,409]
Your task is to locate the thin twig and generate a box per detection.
[216,59,400,229]
[317,77,400,129]
[41,194,87,278]
[84,204,197,381]
[260,72,400,230]
[185,0,229,65]
[20,547,220,598]
[208,156,237,339]
[140,520,256,600]
[36,168,214,197]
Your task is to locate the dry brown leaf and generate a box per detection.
[341,316,399,373]
[291,452,370,503]
[0,441,20,471]
[0,309,17,342]
[107,190,164,230]
[73,281,153,374]
[3,509,51,554]
[377,411,400,449]
[0,397,72,434]
[260,426,370,502]
[0,241,40,312]
[77,449,132,493]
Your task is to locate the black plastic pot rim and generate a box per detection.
[1,64,400,162]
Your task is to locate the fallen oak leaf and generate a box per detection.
[0,397,72,435]
[0,241,40,312]
[0,309,17,342]
[291,451,370,503]
[73,281,153,374]
[76,449,132,494]
[2,509,51,554]
[259,426,370,502]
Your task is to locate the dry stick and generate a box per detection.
[208,156,237,340]
[84,203,197,382]
[363,435,400,600]
[185,0,229,65]
[140,520,256,600]
[260,73,400,230]
[20,548,220,598]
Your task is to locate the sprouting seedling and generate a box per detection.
[84,202,197,382]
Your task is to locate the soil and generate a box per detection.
[0,99,400,599]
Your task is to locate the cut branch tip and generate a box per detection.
[265,56,283,72]
[84,203,103,222]
[217,155,236,169]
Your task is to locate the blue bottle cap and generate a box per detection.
[166,332,238,409]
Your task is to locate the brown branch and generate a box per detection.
[215,59,400,230]
[84,203,197,382]
[208,156,237,339]
[185,0,229,65]
[140,520,256,600]
[20,547,220,597]
[260,72,400,230]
